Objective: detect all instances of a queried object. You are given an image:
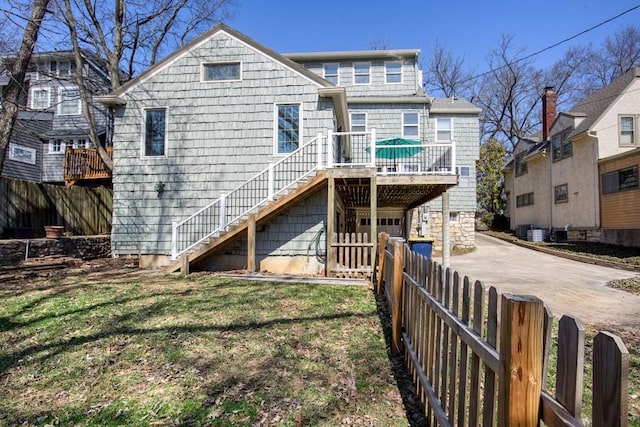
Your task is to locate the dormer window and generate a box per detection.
[552,128,572,161]
[202,62,241,81]
[323,64,339,84]
[50,60,76,76]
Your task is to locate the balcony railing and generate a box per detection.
[64,147,113,184]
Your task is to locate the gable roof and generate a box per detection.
[568,66,640,138]
[111,24,332,97]
[430,97,481,114]
[284,49,420,62]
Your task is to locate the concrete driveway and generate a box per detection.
[439,233,640,326]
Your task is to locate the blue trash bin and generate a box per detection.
[408,238,433,260]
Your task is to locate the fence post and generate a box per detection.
[498,294,544,426]
[171,221,178,260]
[219,193,227,230]
[392,240,404,356]
[268,164,275,200]
[592,332,629,427]
[376,232,389,294]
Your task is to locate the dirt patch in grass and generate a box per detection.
[0,263,417,426]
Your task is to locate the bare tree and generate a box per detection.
[51,0,235,170]
[0,0,50,173]
[424,41,474,99]
[582,24,640,91]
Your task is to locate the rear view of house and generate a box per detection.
[99,24,479,274]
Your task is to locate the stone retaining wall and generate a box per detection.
[0,236,111,267]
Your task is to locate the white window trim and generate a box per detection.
[273,102,303,156]
[350,111,367,132]
[353,62,371,85]
[402,112,420,139]
[619,115,637,146]
[30,87,50,110]
[385,61,403,84]
[49,139,65,154]
[58,87,81,116]
[141,107,169,159]
[323,63,340,85]
[435,117,453,142]
[8,143,37,165]
[201,61,242,82]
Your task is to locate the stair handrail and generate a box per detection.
[171,133,325,260]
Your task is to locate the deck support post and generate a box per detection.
[247,213,256,273]
[370,173,378,284]
[327,176,336,277]
[442,190,450,268]
[180,254,190,275]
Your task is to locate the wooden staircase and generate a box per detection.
[166,171,328,273]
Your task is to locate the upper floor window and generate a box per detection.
[353,62,370,85]
[8,143,36,165]
[59,88,81,115]
[350,112,367,132]
[402,112,419,138]
[385,61,402,83]
[602,165,639,194]
[50,60,76,77]
[323,63,339,84]
[143,108,167,157]
[436,117,452,142]
[516,192,534,207]
[552,128,572,161]
[202,62,241,81]
[275,103,301,154]
[31,88,50,110]
[49,139,65,153]
[620,116,636,145]
[515,152,528,176]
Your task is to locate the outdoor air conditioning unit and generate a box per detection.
[516,224,534,239]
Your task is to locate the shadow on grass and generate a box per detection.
[374,291,428,426]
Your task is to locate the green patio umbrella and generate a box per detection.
[365,137,424,160]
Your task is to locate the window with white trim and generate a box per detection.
[50,60,75,76]
[554,184,568,203]
[620,116,636,145]
[72,139,90,149]
[402,112,419,138]
[49,139,65,154]
[350,112,367,132]
[436,117,452,142]
[31,88,50,110]
[202,62,241,81]
[143,108,167,157]
[8,143,36,165]
[385,61,402,83]
[275,103,301,154]
[59,88,81,115]
[323,63,339,84]
[353,62,370,84]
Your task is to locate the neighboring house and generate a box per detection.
[2,111,53,183]
[0,50,112,186]
[504,67,640,244]
[98,24,480,274]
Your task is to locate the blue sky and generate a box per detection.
[229,0,640,73]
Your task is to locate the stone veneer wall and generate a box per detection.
[0,236,111,267]
[567,228,601,243]
[407,208,475,251]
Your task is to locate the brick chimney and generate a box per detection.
[542,86,557,141]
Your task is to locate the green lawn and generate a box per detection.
[0,268,410,426]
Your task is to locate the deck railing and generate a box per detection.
[64,147,113,183]
[329,131,456,175]
[171,130,458,260]
[171,134,325,259]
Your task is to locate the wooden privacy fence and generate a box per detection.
[0,177,112,237]
[376,233,629,426]
[329,232,374,279]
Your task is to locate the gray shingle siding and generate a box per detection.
[1,113,51,182]
[112,31,335,255]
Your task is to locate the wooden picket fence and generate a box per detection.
[329,232,374,279]
[376,233,629,426]
[0,177,112,237]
